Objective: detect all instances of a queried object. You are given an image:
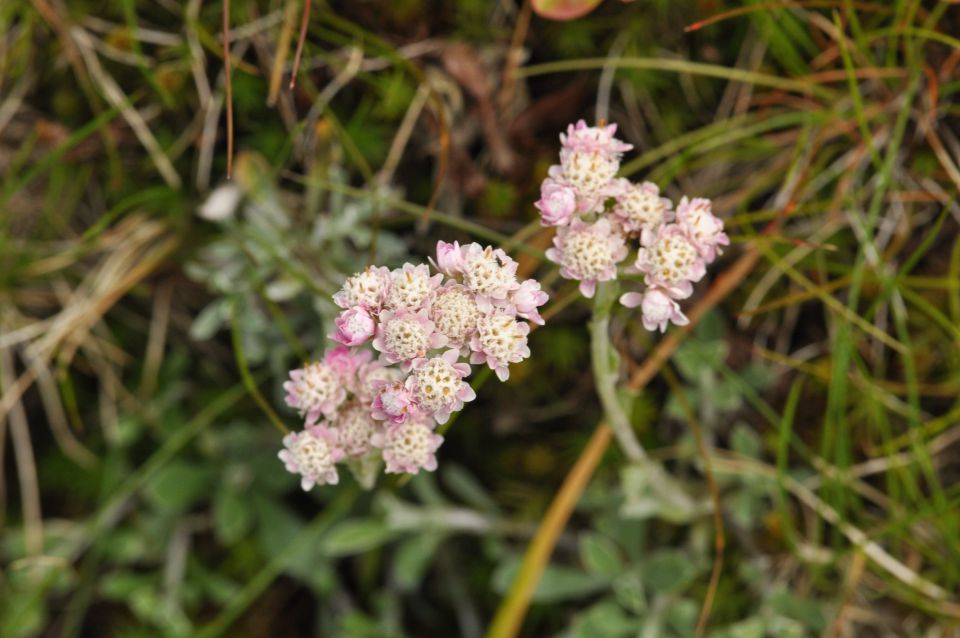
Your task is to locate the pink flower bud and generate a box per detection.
[536,179,578,227]
[638,288,689,333]
[331,307,376,347]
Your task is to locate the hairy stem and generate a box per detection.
[590,281,645,461]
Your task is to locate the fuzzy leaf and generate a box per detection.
[579,533,623,576]
[321,519,397,558]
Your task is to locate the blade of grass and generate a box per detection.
[518,58,837,100]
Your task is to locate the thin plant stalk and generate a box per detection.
[589,280,645,461]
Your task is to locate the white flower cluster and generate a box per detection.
[538,120,729,331]
[279,242,548,490]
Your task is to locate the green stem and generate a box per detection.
[590,281,645,462]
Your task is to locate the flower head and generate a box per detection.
[510,279,549,325]
[434,240,466,276]
[621,288,690,332]
[536,178,578,227]
[372,309,447,367]
[332,402,380,457]
[633,224,706,300]
[406,350,475,424]
[546,217,628,298]
[333,266,390,311]
[430,283,481,348]
[612,181,673,243]
[385,263,443,311]
[278,425,344,490]
[371,379,419,425]
[675,197,729,262]
[376,419,443,475]
[470,311,531,381]
[323,346,370,385]
[559,119,633,159]
[283,361,347,425]
[460,243,520,309]
[355,359,403,402]
[552,152,621,213]
[331,306,376,347]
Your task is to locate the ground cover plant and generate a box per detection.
[2,1,960,636]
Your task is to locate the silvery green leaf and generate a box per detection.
[265,276,302,301]
[570,600,638,638]
[579,533,623,577]
[190,299,229,341]
[491,559,612,603]
[613,570,647,615]
[731,423,762,458]
[620,461,708,524]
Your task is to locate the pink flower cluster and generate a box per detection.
[538,120,728,332]
[279,242,548,490]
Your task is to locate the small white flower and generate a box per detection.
[470,312,531,381]
[334,267,391,311]
[430,284,481,348]
[407,350,475,424]
[634,224,706,300]
[376,420,443,475]
[385,263,442,311]
[278,426,344,490]
[283,361,346,425]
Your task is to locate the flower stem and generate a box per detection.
[590,281,645,461]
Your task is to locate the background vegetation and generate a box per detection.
[2,0,960,636]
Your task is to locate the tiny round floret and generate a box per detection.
[546,218,628,298]
[634,225,706,300]
[470,312,531,381]
[460,244,520,304]
[378,420,443,475]
[674,196,729,262]
[559,150,620,208]
[430,284,480,346]
[560,119,633,159]
[333,402,380,457]
[331,306,376,346]
[371,379,418,424]
[612,181,673,242]
[408,351,475,423]
[385,263,441,311]
[373,310,445,365]
[283,361,346,424]
[333,266,390,311]
[278,426,343,490]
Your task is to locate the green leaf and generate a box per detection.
[492,559,611,603]
[532,0,604,20]
[620,461,706,523]
[724,617,766,638]
[442,464,500,513]
[321,519,397,558]
[731,423,762,458]
[190,299,229,341]
[0,592,47,638]
[579,533,623,577]
[612,571,647,615]
[641,550,698,594]
[571,600,638,638]
[769,589,828,632]
[666,598,699,637]
[144,462,215,514]
[213,487,252,545]
[393,533,443,591]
